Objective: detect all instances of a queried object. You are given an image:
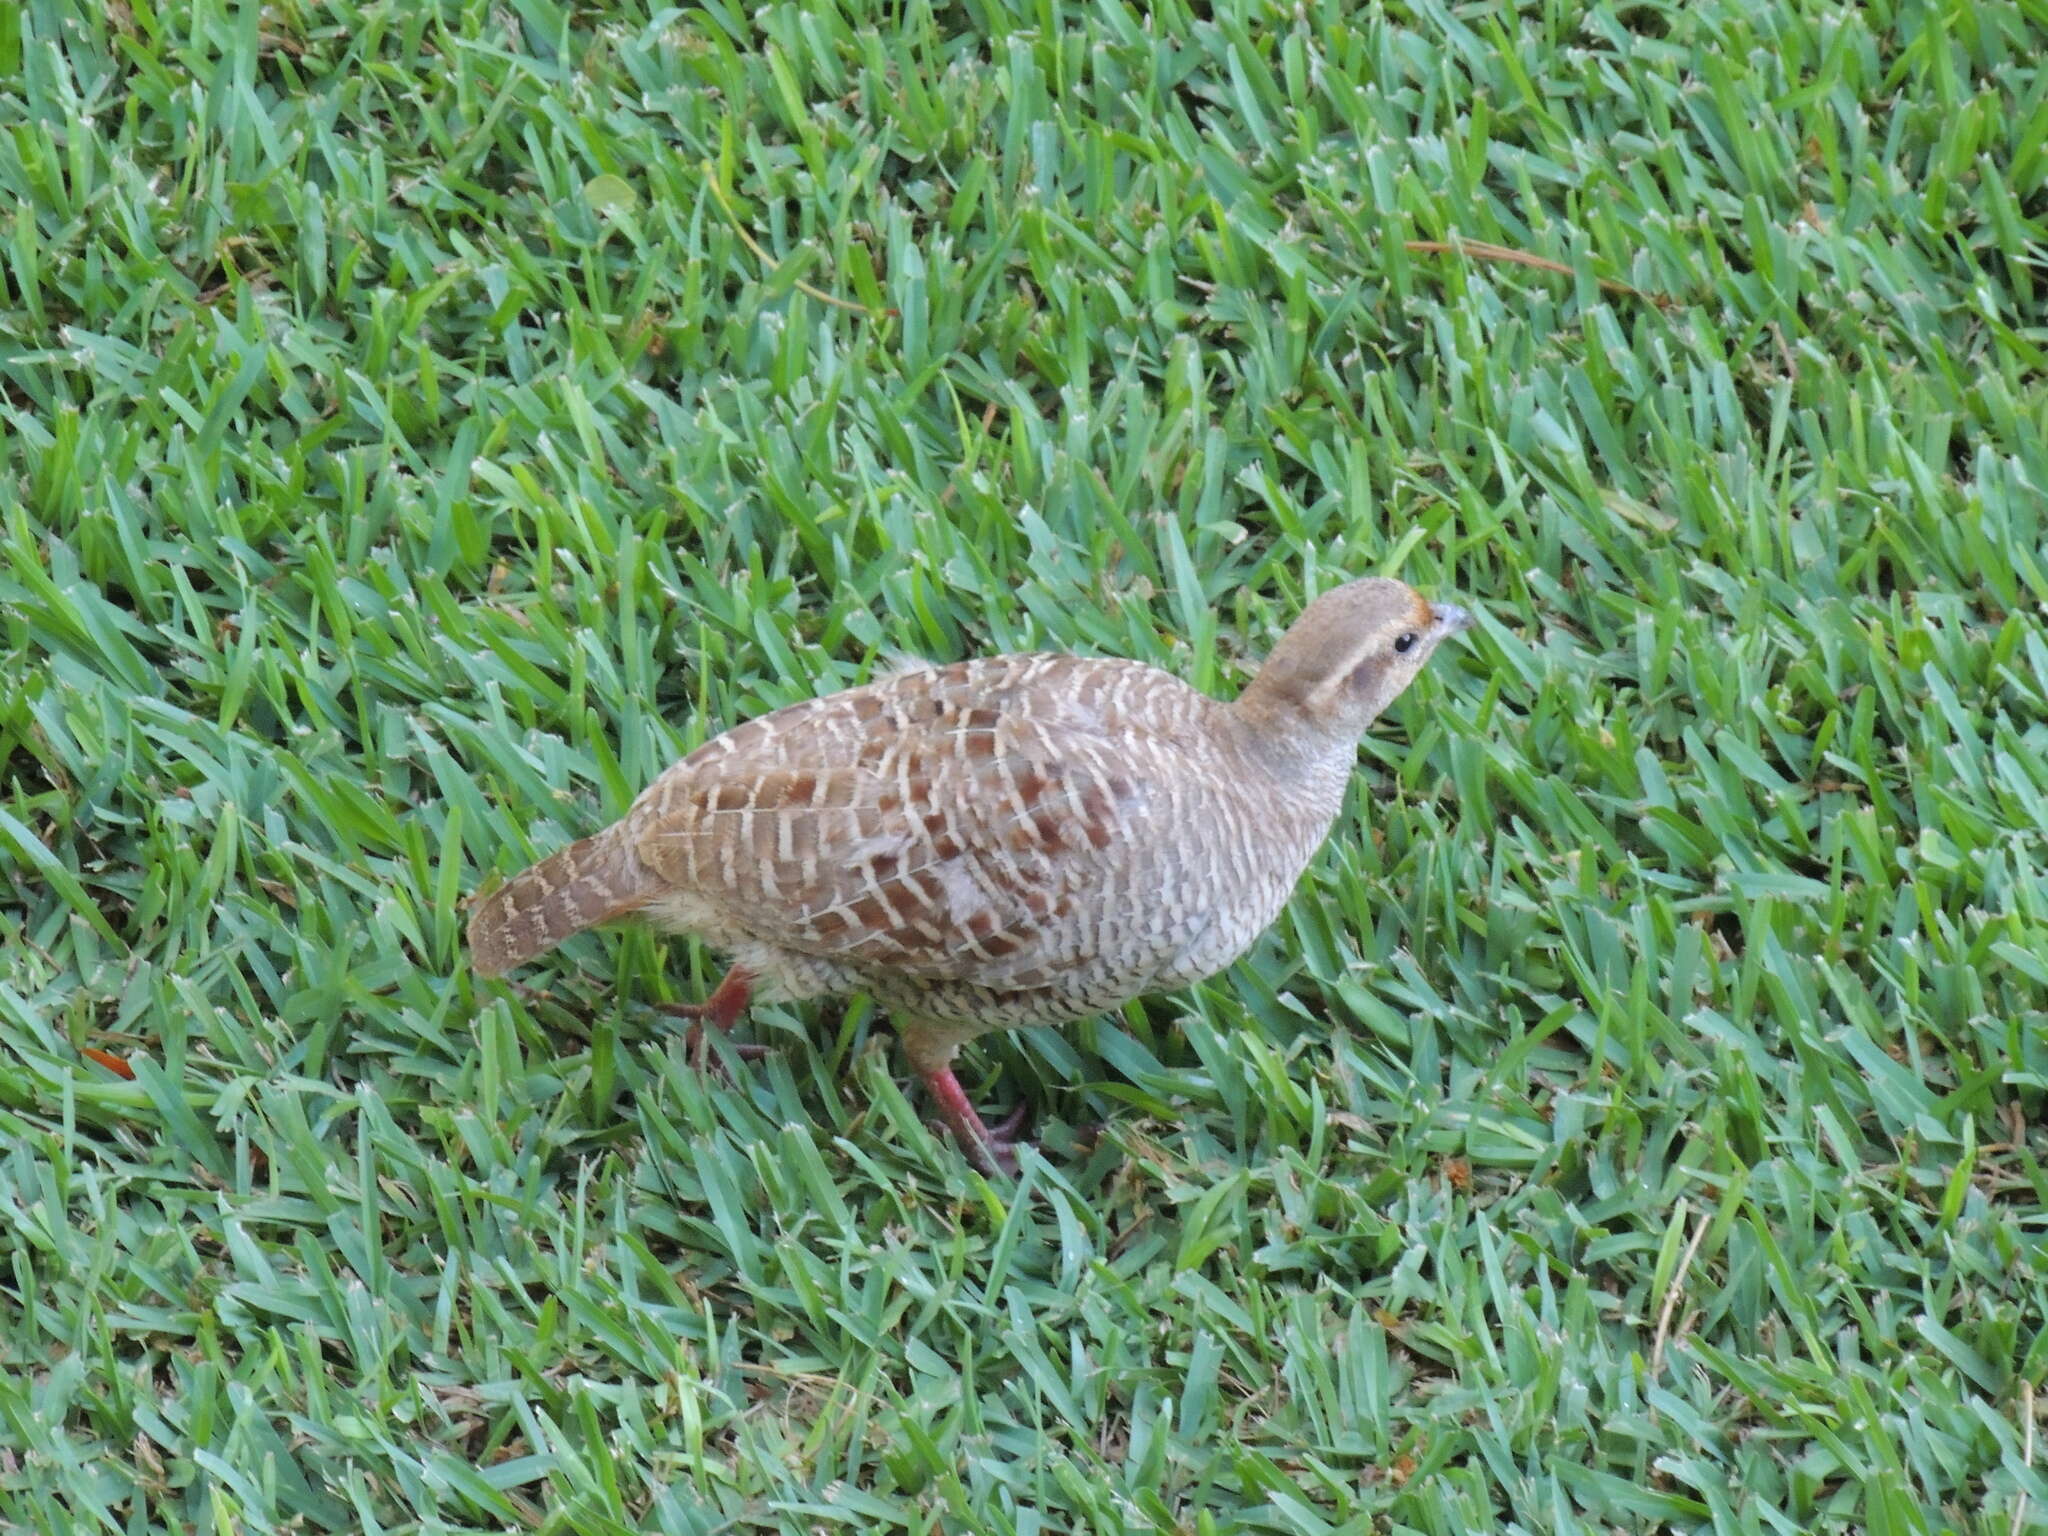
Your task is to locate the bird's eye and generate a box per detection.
[1393,632,1418,655]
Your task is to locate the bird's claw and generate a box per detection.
[680,1022,771,1065]
[925,1099,1030,1176]
[985,1100,1032,1146]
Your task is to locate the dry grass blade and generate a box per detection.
[2015,1379,2036,1536]
[1404,236,1677,308]
[702,160,896,318]
[1650,1204,1713,1381]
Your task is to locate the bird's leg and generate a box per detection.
[657,965,768,1065]
[658,964,755,1031]
[919,1065,1024,1175]
[899,1024,1026,1175]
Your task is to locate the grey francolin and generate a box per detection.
[468,577,1473,1171]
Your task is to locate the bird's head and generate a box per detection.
[1234,577,1473,740]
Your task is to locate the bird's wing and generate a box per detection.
[627,657,1170,987]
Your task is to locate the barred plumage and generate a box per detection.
[466,577,1474,1170]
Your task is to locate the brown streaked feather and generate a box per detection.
[626,656,1178,986]
[466,828,658,977]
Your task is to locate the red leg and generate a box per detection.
[916,1062,1025,1176]
[657,966,768,1064]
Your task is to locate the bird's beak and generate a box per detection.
[1431,602,1475,637]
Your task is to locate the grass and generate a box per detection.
[2,0,2046,1530]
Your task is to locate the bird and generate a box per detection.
[467,577,1474,1172]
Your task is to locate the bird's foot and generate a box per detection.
[920,1065,1031,1176]
[675,1028,771,1066]
[656,966,768,1067]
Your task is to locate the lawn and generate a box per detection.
[3,0,2046,1531]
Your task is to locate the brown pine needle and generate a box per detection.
[701,162,895,319]
[1405,235,1676,308]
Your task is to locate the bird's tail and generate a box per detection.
[467,828,657,977]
